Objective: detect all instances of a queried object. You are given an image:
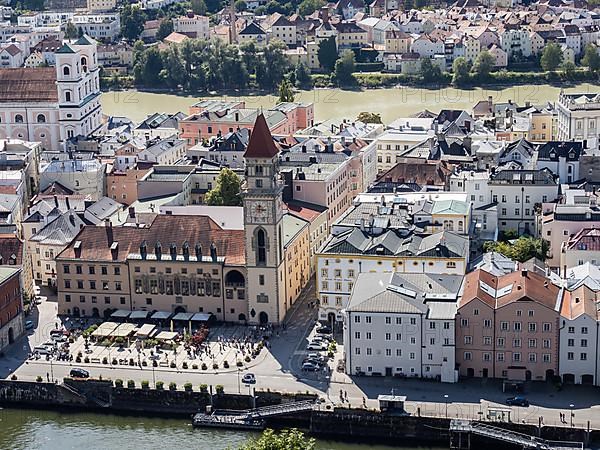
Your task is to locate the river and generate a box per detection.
[0,408,443,450]
[100,84,599,124]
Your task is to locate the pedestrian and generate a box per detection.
[46,372,49,382]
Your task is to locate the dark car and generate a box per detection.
[316,326,332,334]
[70,368,90,379]
[506,396,529,407]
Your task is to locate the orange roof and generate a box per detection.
[244,113,279,159]
[561,286,598,320]
[286,201,326,222]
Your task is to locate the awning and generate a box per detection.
[110,323,137,337]
[191,313,211,322]
[91,322,118,337]
[111,309,131,319]
[151,311,172,320]
[172,312,194,321]
[155,331,178,341]
[129,310,149,320]
[135,323,156,338]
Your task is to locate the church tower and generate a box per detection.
[243,114,285,325]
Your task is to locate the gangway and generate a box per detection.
[450,419,584,450]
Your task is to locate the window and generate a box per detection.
[528,323,536,332]
[483,319,491,328]
[63,265,70,274]
[513,353,521,362]
[497,353,505,362]
[483,336,491,345]
[396,333,401,341]
[464,352,472,361]
[464,336,472,344]
[354,332,360,339]
[567,352,574,360]
[366,332,372,339]
[581,339,588,348]
[256,229,267,265]
[497,337,505,347]
[514,322,522,332]
[543,354,551,363]
[15,114,23,123]
[460,318,469,327]
[568,326,575,334]
[513,338,521,348]
[365,316,372,324]
[366,348,372,355]
[580,353,587,361]
[63,65,70,76]
[36,114,46,123]
[528,339,537,348]
[528,353,537,363]
[543,323,551,332]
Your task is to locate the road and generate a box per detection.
[3,284,600,431]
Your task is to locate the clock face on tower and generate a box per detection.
[247,201,271,224]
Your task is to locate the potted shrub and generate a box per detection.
[36,376,43,382]
[152,360,158,367]
[102,357,108,364]
[199,384,208,393]
[223,360,229,369]
[184,382,193,392]
[112,358,118,365]
[192,364,198,370]
[77,351,83,358]
[141,380,149,390]
[10,374,17,381]
[215,384,224,394]
[115,379,123,388]
[127,379,135,389]
[169,382,177,391]
[84,356,90,363]
[201,363,207,370]
[75,356,81,363]
[244,356,251,363]
[212,363,219,369]
[236,360,243,367]
[170,362,176,368]
[155,381,164,390]
[182,361,188,369]
[142,360,147,367]
[129,358,135,366]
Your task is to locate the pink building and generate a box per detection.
[456,268,561,381]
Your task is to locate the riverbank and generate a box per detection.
[0,380,596,449]
[100,83,599,124]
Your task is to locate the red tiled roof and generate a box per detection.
[286,201,326,222]
[0,68,58,103]
[244,113,280,159]
[57,215,245,265]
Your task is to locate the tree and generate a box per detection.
[277,79,295,103]
[190,0,208,14]
[156,19,173,40]
[257,41,289,90]
[234,0,247,11]
[356,112,382,124]
[419,57,442,83]
[334,49,356,85]
[582,44,600,74]
[204,168,242,206]
[298,0,325,16]
[204,0,222,13]
[562,61,576,80]
[65,21,78,39]
[239,429,316,450]
[472,51,495,79]
[540,42,563,72]
[317,36,337,72]
[294,61,312,88]
[121,5,146,41]
[452,56,471,86]
[483,237,549,263]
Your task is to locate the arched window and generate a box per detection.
[257,229,267,265]
[81,56,87,72]
[63,65,70,76]
[15,114,23,123]
[37,114,46,123]
[458,220,464,233]
[65,91,71,102]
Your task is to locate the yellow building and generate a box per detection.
[384,30,412,54]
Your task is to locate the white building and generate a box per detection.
[343,271,461,382]
[173,13,209,39]
[374,128,434,173]
[556,92,600,151]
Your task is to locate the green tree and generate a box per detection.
[562,61,576,80]
[156,19,173,40]
[191,0,208,14]
[472,50,495,79]
[257,40,288,90]
[277,79,295,103]
[204,0,221,12]
[452,56,471,86]
[356,112,382,124]
[234,0,247,10]
[65,21,78,39]
[334,49,356,85]
[318,36,337,72]
[121,5,146,41]
[204,168,242,206]
[483,237,549,262]
[419,57,442,83]
[540,42,563,72]
[298,0,325,16]
[239,428,316,450]
[134,46,163,86]
[582,44,600,74]
[294,61,312,88]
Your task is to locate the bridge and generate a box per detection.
[193,400,316,430]
[450,419,584,450]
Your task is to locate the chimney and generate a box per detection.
[105,220,113,244]
[140,240,147,259]
[65,197,71,210]
[210,242,217,262]
[54,195,58,208]
[74,240,82,258]
[521,268,528,277]
[128,207,135,218]
[195,243,202,260]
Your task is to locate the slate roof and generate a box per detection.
[537,141,583,161]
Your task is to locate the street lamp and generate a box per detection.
[444,394,449,418]
[570,404,574,427]
[237,368,241,394]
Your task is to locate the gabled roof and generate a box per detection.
[56,43,76,54]
[244,113,279,159]
[240,22,266,35]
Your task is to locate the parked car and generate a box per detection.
[302,362,320,371]
[242,373,256,384]
[70,368,90,379]
[506,396,529,407]
[316,326,331,334]
[32,346,50,355]
[25,320,34,330]
[306,343,326,351]
[33,286,40,296]
[305,353,324,362]
[52,334,67,342]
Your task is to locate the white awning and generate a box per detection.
[91,322,118,337]
[135,323,156,338]
[155,331,178,341]
[110,323,137,337]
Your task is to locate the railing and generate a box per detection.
[243,400,315,419]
